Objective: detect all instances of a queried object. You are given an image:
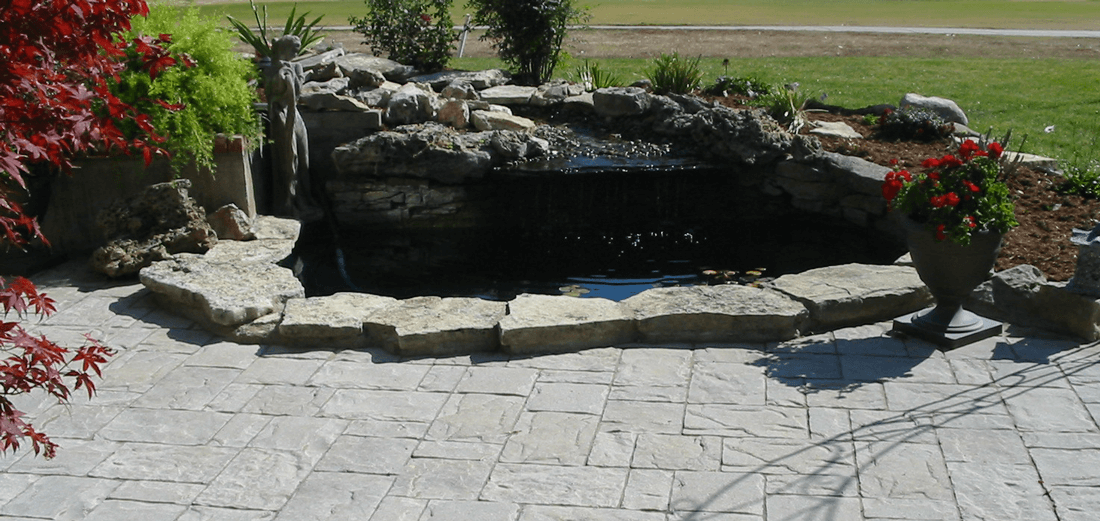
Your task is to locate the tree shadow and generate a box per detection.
[674,332,1093,520]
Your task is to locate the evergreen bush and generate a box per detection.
[350,0,456,72]
[468,0,588,85]
[115,4,261,173]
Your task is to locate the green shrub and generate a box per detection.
[876,106,954,142]
[116,4,261,173]
[468,0,589,85]
[573,60,622,91]
[1059,160,1100,199]
[227,0,325,59]
[645,53,703,95]
[747,83,809,132]
[350,0,455,72]
[705,75,771,98]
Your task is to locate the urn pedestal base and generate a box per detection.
[893,306,1003,349]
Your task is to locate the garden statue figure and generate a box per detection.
[266,35,318,219]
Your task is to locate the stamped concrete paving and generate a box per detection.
[3,261,1100,521]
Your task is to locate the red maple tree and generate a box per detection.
[0,0,182,458]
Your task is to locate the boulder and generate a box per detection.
[489,131,546,160]
[810,121,863,139]
[363,296,507,355]
[437,99,470,129]
[477,85,537,105]
[652,106,793,166]
[562,92,595,112]
[441,81,479,100]
[207,203,255,241]
[333,54,416,83]
[593,87,652,117]
[301,92,372,112]
[530,81,583,107]
[301,77,350,96]
[407,69,510,91]
[294,47,346,71]
[968,264,1100,341]
[470,110,536,132]
[351,82,399,108]
[899,93,968,126]
[623,285,809,343]
[304,61,342,83]
[766,263,932,331]
[347,67,386,89]
[385,83,440,125]
[139,254,304,327]
[332,123,496,184]
[91,180,216,278]
[499,294,636,353]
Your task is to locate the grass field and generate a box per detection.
[197,0,1100,30]
[454,55,1100,163]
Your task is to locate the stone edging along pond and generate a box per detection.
[140,215,944,355]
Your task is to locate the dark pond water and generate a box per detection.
[293,167,906,301]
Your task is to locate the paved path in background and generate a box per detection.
[2,260,1100,521]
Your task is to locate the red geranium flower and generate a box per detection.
[988,142,1004,159]
[935,224,947,241]
[922,157,941,169]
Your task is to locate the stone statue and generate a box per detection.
[266,35,317,219]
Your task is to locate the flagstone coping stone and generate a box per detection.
[138,220,1097,353]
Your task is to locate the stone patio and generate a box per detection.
[2,259,1099,521]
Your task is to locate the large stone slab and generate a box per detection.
[278,292,399,345]
[499,294,636,353]
[477,85,536,105]
[623,285,809,343]
[593,87,652,117]
[406,69,510,91]
[767,263,932,331]
[364,296,507,355]
[470,110,536,132]
[139,254,304,327]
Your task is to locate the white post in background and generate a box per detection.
[457,14,471,58]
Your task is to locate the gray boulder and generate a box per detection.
[334,54,416,83]
[900,93,968,126]
[407,69,510,91]
[441,81,479,100]
[385,83,440,125]
[470,110,536,132]
[478,85,537,105]
[593,87,652,117]
[294,48,346,72]
[207,204,255,241]
[301,92,372,112]
[91,180,216,278]
[968,264,1100,341]
[332,123,496,184]
[301,77,350,96]
[437,99,470,128]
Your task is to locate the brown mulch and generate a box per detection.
[805,112,1099,282]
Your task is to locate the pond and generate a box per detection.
[292,165,907,301]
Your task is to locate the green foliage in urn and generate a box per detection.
[228,0,326,59]
[116,4,262,173]
[351,0,456,72]
[884,139,1019,245]
[468,0,589,85]
[645,52,703,95]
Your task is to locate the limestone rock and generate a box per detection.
[252,216,302,241]
[562,92,595,112]
[347,67,386,90]
[477,85,536,105]
[623,285,809,343]
[593,87,651,117]
[139,254,304,327]
[499,294,636,353]
[407,69,510,91]
[766,263,932,331]
[301,92,372,112]
[821,151,892,196]
[385,83,440,125]
[968,265,1100,341]
[363,296,507,355]
[530,81,583,107]
[471,110,536,132]
[202,239,295,266]
[1003,151,1059,171]
[294,48,346,72]
[303,61,342,83]
[91,180,216,278]
[441,81,479,100]
[333,54,415,83]
[301,77,350,96]
[279,292,398,344]
[810,121,863,139]
[207,204,255,241]
[437,99,470,129]
[900,93,968,126]
[332,123,495,184]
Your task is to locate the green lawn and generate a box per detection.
[455,56,1100,164]
[199,0,1100,30]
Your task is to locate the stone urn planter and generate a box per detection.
[893,217,1005,348]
